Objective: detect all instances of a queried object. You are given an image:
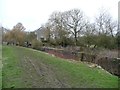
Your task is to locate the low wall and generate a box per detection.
[41,47,120,76]
[97,57,119,76]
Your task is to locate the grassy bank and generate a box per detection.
[2,45,118,88]
[2,46,24,88]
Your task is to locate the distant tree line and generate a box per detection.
[2,8,119,49]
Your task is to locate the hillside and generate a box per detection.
[2,46,118,88]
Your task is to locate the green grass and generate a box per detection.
[27,48,118,88]
[2,45,118,88]
[2,46,24,88]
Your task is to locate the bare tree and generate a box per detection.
[43,23,52,43]
[95,9,117,36]
[13,22,25,31]
[104,17,117,37]
[48,11,69,46]
[5,22,26,45]
[84,22,97,36]
[63,9,87,45]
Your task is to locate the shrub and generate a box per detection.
[31,39,43,50]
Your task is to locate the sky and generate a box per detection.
[0,0,119,31]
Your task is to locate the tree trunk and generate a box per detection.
[74,28,77,46]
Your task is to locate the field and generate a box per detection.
[2,45,118,88]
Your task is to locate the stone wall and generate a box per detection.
[41,47,120,76]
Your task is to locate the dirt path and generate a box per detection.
[16,47,69,88]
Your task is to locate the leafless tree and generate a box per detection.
[43,23,53,42]
[95,9,117,36]
[84,22,97,36]
[63,9,87,45]
[48,11,69,46]
[4,22,26,45]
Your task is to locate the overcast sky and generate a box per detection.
[0,0,119,31]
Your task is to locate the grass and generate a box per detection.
[27,48,118,88]
[2,45,119,88]
[2,46,24,88]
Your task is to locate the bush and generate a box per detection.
[96,34,116,49]
[31,39,43,50]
